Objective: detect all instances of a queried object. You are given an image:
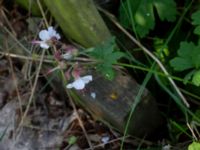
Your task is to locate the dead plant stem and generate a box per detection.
[0,51,53,63]
[67,91,94,150]
[18,49,45,129]
[6,42,23,118]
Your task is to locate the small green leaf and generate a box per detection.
[188,142,200,150]
[192,10,200,25]
[183,70,196,84]
[170,57,193,71]
[192,70,200,86]
[88,37,125,80]
[119,0,141,28]
[192,10,200,35]
[67,136,77,145]
[134,2,155,38]
[108,52,125,64]
[170,41,200,85]
[154,0,177,22]
[170,42,196,71]
[154,38,169,62]
[119,0,177,37]
[178,42,195,57]
[194,26,200,35]
[101,65,115,80]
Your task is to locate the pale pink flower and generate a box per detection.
[32,26,60,49]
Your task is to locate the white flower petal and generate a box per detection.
[48,27,56,36]
[90,92,96,99]
[40,42,49,49]
[66,78,85,90]
[47,26,54,33]
[72,78,85,90]
[39,30,50,41]
[48,26,61,40]
[81,75,93,84]
[66,83,73,89]
[101,136,110,144]
[66,75,93,90]
[55,33,61,40]
[36,27,61,49]
[162,144,171,150]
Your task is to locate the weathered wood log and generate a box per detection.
[74,71,162,137]
[44,0,112,47]
[1,0,163,137]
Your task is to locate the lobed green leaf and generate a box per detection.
[192,10,200,35]
[88,37,125,80]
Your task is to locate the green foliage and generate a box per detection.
[188,142,200,150]
[192,10,200,35]
[170,42,196,71]
[193,109,200,123]
[67,136,77,145]
[170,41,200,86]
[192,70,200,86]
[169,120,191,141]
[153,38,169,62]
[88,37,125,80]
[119,0,177,38]
[170,9,200,86]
